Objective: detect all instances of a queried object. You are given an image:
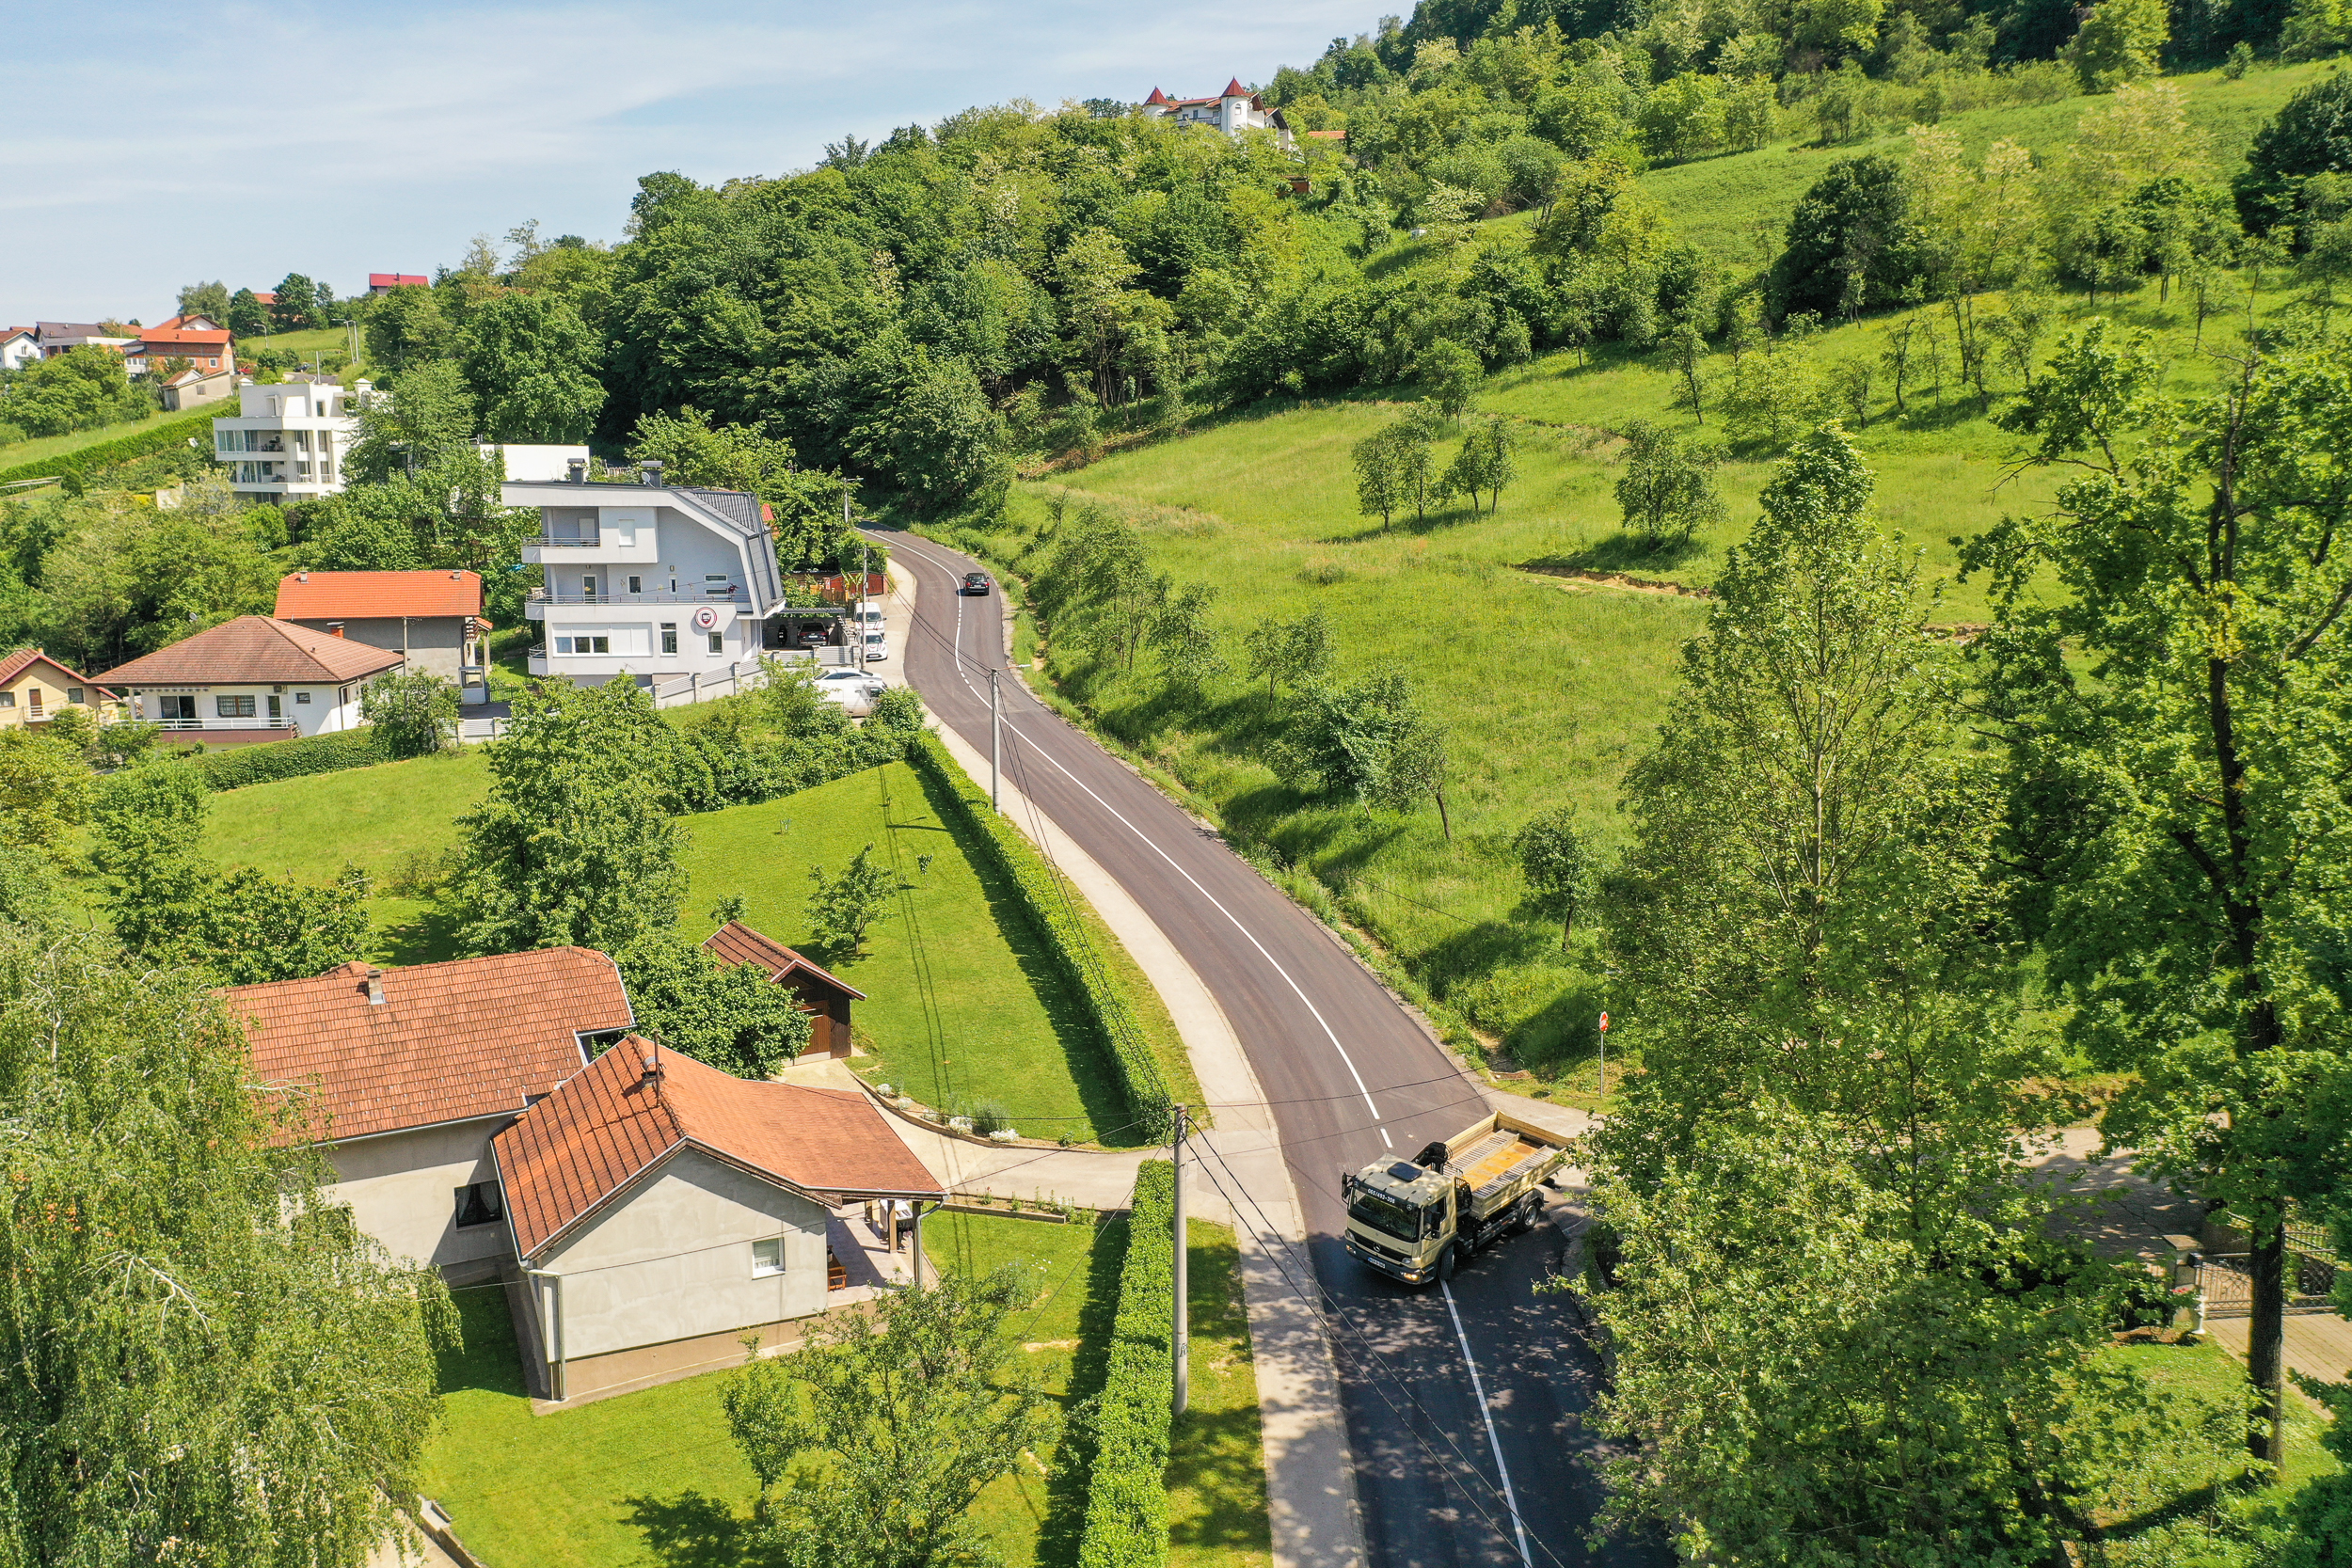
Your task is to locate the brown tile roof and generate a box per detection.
[0,646,117,698]
[703,919,867,1002]
[493,1037,942,1260]
[277,570,484,622]
[225,949,635,1143]
[96,615,405,687]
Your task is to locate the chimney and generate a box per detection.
[566,456,587,483]
[365,968,386,1006]
[295,572,309,582]
[326,621,344,638]
[641,1040,663,1082]
[640,458,665,487]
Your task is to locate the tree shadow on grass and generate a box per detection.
[376,900,469,967]
[1417,919,1555,997]
[625,1491,755,1568]
[433,1285,530,1398]
[1502,975,1608,1078]
[1523,532,1709,577]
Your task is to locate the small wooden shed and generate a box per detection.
[703,920,867,1059]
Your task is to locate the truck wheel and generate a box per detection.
[1438,1242,1457,1283]
[1513,1193,1541,1234]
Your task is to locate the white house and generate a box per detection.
[96,614,404,744]
[494,1037,945,1402]
[213,375,370,502]
[507,460,818,688]
[225,950,638,1283]
[0,328,38,372]
[1142,79,1294,150]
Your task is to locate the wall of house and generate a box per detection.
[285,617,469,683]
[124,680,373,738]
[541,1148,830,1361]
[327,1117,516,1271]
[0,669,114,729]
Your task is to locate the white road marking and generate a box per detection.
[887,536,1393,1148]
[1443,1279,1532,1568]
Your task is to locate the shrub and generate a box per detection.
[188,728,386,790]
[1077,1159,1175,1568]
[907,732,1172,1140]
[360,671,459,758]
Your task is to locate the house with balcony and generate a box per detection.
[213,375,370,502]
[1142,80,1294,149]
[507,459,810,688]
[276,569,492,704]
[97,615,404,744]
[120,324,234,379]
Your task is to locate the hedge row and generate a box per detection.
[188,727,388,790]
[1079,1158,1176,1568]
[0,408,220,488]
[906,730,1173,1141]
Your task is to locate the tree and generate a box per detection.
[227,287,269,339]
[1415,340,1483,420]
[1053,229,1153,407]
[1245,604,1337,699]
[0,346,149,438]
[2066,0,2170,90]
[1352,424,1407,530]
[457,290,606,444]
[176,280,230,322]
[362,284,453,370]
[1614,421,1726,546]
[806,845,898,956]
[361,670,459,758]
[1148,580,1226,694]
[0,726,90,857]
[1772,152,1932,319]
[1040,507,1162,672]
[614,933,813,1077]
[1284,668,1447,834]
[1367,707,1454,839]
[449,678,688,955]
[1970,323,2352,1464]
[0,928,453,1563]
[1515,807,1596,951]
[2238,70,2352,234]
[722,1264,1055,1568]
[203,865,374,985]
[1441,416,1518,512]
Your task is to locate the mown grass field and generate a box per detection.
[419,1211,1266,1568]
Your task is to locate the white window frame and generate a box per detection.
[752,1238,785,1277]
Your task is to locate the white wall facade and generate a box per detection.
[538,1148,831,1360]
[0,334,39,372]
[518,496,777,686]
[121,678,373,738]
[213,377,367,502]
[326,1118,515,1271]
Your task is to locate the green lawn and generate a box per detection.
[420,1211,1266,1568]
[675,759,1200,1144]
[0,404,208,473]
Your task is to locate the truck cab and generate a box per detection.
[1343,1160,1457,1284]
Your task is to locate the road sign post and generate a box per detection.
[1597,1011,1609,1101]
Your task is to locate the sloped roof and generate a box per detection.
[1145,87,1168,105]
[1224,76,1248,97]
[703,920,867,1002]
[226,949,635,1143]
[493,1037,943,1260]
[97,615,405,686]
[0,646,117,697]
[369,274,428,289]
[153,313,222,333]
[277,570,483,622]
[134,327,231,349]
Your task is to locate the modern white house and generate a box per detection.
[508,460,829,688]
[213,375,369,502]
[224,950,638,1283]
[1142,79,1295,149]
[97,614,404,744]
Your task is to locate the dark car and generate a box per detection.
[961,572,992,595]
[797,626,833,648]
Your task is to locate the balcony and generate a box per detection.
[532,531,603,548]
[528,585,744,608]
[152,717,297,733]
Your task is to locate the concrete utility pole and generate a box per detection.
[1172,1105,1189,1418]
[990,667,1001,810]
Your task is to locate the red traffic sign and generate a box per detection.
[1597,1012,1610,1032]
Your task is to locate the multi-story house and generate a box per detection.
[1141,80,1294,150]
[212,375,368,501]
[0,328,39,372]
[507,459,801,687]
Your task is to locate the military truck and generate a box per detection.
[1341,1110,1570,1285]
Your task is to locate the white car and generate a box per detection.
[813,666,887,717]
[863,630,889,663]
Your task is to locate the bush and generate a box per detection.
[1078,1159,1175,1568]
[907,732,1173,1140]
[188,728,386,790]
[360,671,459,758]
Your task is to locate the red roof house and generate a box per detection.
[368,274,430,294]
[0,647,119,728]
[273,570,489,696]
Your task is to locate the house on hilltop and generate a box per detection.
[705,919,866,1059]
[368,273,429,295]
[97,613,405,743]
[1143,79,1294,150]
[0,328,38,372]
[212,374,368,502]
[276,568,492,703]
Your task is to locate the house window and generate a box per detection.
[338,687,349,705]
[660,623,677,654]
[582,576,597,598]
[215,694,256,718]
[65,688,82,704]
[752,1238,785,1277]
[294,690,312,704]
[454,1182,503,1228]
[706,574,731,596]
[158,695,196,722]
[0,691,12,708]
[555,636,571,654]
[24,689,40,717]
[708,632,723,654]
[628,576,642,594]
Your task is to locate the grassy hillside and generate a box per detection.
[1645,61,2329,270]
[0,404,218,475]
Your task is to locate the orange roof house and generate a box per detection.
[274,571,490,699]
[704,919,866,1058]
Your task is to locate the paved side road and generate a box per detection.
[877,530,1660,1568]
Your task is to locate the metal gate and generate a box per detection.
[2196,1247,2339,1319]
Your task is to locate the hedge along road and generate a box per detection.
[876,528,1660,1568]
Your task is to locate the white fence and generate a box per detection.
[464,649,849,740]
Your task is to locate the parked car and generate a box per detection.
[813,666,886,717]
[863,630,889,663]
[796,626,834,649]
[961,572,992,595]
[851,602,887,632]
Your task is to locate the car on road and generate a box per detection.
[812,666,887,717]
[863,630,889,663]
[961,572,992,595]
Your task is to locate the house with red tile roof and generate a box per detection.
[0,647,119,729]
[225,949,637,1278]
[0,327,38,372]
[120,324,234,380]
[492,1037,943,1401]
[276,569,491,702]
[97,613,406,745]
[368,273,429,295]
[704,919,866,1058]
[1141,79,1294,149]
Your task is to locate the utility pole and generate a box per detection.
[1172,1105,1189,1418]
[989,667,1001,810]
[1597,1011,1610,1101]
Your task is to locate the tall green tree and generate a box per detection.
[0,928,452,1563]
[1515,807,1596,951]
[1352,424,1408,531]
[361,670,460,758]
[176,280,230,322]
[457,290,606,444]
[805,845,898,958]
[1970,323,2352,1463]
[614,934,813,1077]
[1614,420,1726,547]
[450,678,688,955]
[1245,604,1337,698]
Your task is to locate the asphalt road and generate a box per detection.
[877,530,1654,1568]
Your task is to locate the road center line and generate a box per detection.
[1442,1280,1532,1568]
[888,537,1392,1148]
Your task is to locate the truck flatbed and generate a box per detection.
[1454,1129,1555,1204]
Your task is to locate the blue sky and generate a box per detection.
[0,1,1371,325]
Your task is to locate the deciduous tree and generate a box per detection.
[615,933,813,1077]
[805,844,898,956]
[1515,807,1596,951]
[1613,420,1726,546]
[361,670,459,758]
